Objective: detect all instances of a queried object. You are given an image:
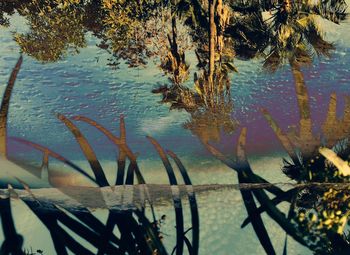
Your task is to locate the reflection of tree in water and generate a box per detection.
[1,0,347,66]
[1,0,350,254]
[152,1,350,250]
[230,3,350,251]
[262,50,350,254]
[12,0,86,62]
[229,0,347,64]
[262,1,338,71]
[99,0,164,67]
[183,100,236,143]
[152,0,239,143]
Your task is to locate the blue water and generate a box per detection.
[1,16,349,165]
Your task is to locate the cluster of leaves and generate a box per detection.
[224,0,348,74]
[100,0,165,67]
[296,187,350,254]
[2,0,348,71]
[14,0,86,62]
[282,142,350,184]
[158,16,191,85]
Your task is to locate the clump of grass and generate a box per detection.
[0,57,200,255]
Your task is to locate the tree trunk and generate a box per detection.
[208,0,216,97]
[291,61,316,157]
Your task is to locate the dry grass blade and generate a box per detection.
[125,161,135,185]
[201,138,285,196]
[71,116,147,184]
[200,132,307,246]
[20,198,119,254]
[261,108,297,162]
[71,116,157,219]
[147,136,184,255]
[120,114,126,144]
[0,197,23,254]
[250,184,307,246]
[10,137,96,184]
[239,175,276,255]
[167,151,192,185]
[72,115,136,161]
[235,128,276,254]
[57,114,109,187]
[167,150,199,255]
[202,141,237,169]
[147,137,178,185]
[283,235,288,255]
[0,56,23,158]
[116,159,126,185]
[71,116,161,229]
[241,188,297,228]
[14,177,40,204]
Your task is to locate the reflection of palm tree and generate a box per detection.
[257,0,348,172]
[195,61,350,254]
[228,3,350,252]
[262,52,350,254]
[228,0,347,69]
[260,0,349,179]
[262,60,350,181]
[263,1,338,72]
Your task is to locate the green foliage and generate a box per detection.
[295,187,350,254]
[100,0,164,67]
[14,0,86,62]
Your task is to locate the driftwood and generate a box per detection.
[0,184,230,212]
[1,182,348,212]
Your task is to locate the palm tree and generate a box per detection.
[259,0,348,162]
[227,0,347,69]
[262,0,342,70]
